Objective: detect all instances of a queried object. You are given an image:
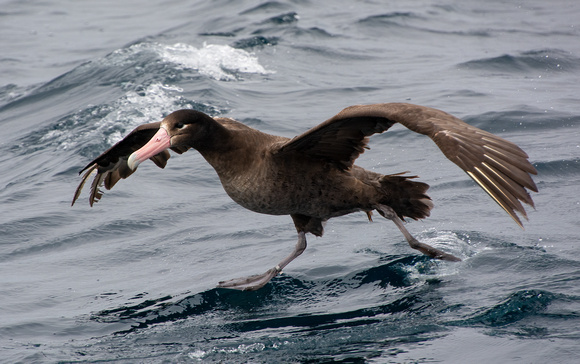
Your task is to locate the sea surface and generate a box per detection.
[1,0,579,362]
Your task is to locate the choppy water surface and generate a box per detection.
[1,0,580,362]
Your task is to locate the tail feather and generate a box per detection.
[378,173,432,221]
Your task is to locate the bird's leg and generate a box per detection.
[217,232,308,291]
[376,204,461,262]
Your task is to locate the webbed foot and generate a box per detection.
[377,204,462,262]
[217,231,308,291]
[217,266,281,291]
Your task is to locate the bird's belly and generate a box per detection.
[220,170,374,218]
[226,190,295,215]
[221,180,305,215]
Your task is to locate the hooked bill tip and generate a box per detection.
[127,153,141,171]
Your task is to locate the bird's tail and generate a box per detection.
[377,172,433,221]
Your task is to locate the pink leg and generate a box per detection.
[217,232,308,291]
[377,204,461,262]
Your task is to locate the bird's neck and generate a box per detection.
[197,126,280,185]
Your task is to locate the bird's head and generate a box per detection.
[127,109,215,170]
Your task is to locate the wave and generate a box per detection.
[357,11,491,37]
[450,289,556,327]
[534,159,580,177]
[457,49,580,73]
[81,266,576,362]
[198,8,335,50]
[1,41,272,111]
[359,11,419,23]
[232,35,280,49]
[91,240,468,334]
[9,84,206,158]
[259,11,299,25]
[462,108,579,133]
[7,42,273,159]
[239,1,293,15]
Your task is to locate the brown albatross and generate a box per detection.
[72,103,537,291]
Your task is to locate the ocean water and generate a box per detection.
[1,0,579,362]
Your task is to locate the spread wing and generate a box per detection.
[276,103,538,227]
[71,122,187,206]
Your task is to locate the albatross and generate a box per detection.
[72,103,537,291]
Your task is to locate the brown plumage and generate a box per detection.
[72,103,537,290]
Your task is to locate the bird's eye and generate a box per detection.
[176,122,185,129]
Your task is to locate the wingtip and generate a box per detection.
[510,212,526,230]
[466,170,533,229]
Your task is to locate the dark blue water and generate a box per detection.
[2,0,580,362]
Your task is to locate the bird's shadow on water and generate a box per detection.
[91,255,449,334]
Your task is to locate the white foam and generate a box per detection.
[187,342,269,360]
[47,42,271,152]
[48,82,192,151]
[156,42,273,81]
[403,229,473,280]
[104,41,273,81]
[102,83,190,145]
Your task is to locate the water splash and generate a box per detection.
[188,342,269,361]
[155,42,274,81]
[11,41,272,157]
[22,82,203,157]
